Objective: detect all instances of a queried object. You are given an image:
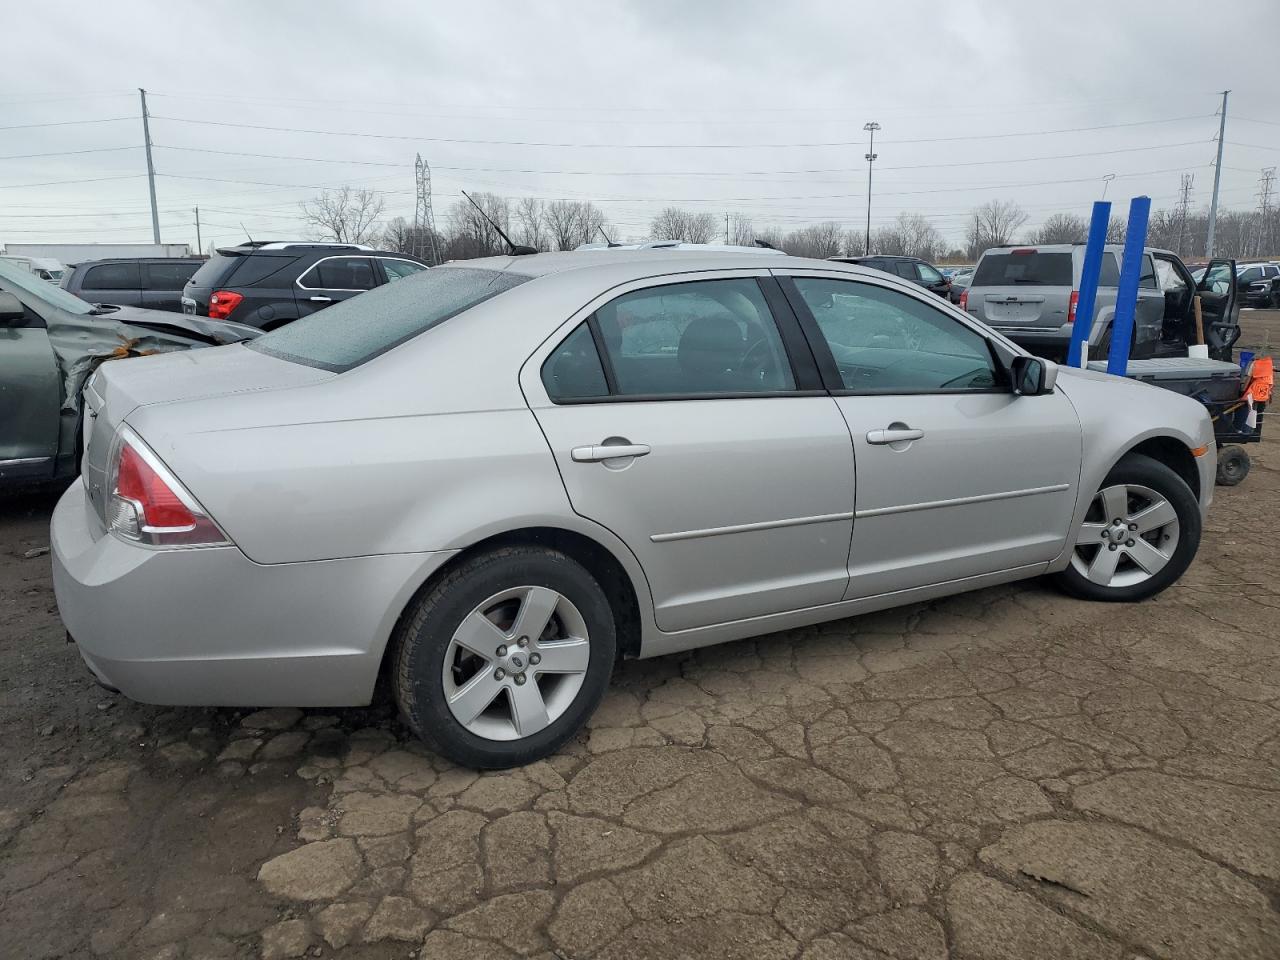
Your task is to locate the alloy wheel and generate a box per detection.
[441,586,590,741]
[1070,483,1180,588]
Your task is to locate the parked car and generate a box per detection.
[181,241,429,329]
[829,255,951,299]
[963,244,1239,361]
[1233,261,1280,308]
[53,250,1215,768]
[948,269,973,304]
[60,258,204,313]
[0,255,64,283]
[0,259,257,488]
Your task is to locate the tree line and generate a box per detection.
[300,186,1280,265]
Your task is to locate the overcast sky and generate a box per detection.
[3,0,1277,252]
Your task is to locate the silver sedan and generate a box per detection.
[51,251,1215,768]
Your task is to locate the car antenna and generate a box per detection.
[597,224,621,248]
[462,190,537,256]
[753,238,778,250]
[240,222,255,245]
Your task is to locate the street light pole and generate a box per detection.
[863,122,880,256]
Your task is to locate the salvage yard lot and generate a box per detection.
[2,314,1278,960]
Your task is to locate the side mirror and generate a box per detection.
[0,291,24,324]
[1011,355,1056,396]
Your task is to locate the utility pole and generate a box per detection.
[1206,90,1230,258]
[725,212,730,245]
[138,88,161,245]
[863,121,880,256]
[194,205,202,254]
[1174,173,1194,256]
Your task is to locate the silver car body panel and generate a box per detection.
[51,250,1215,707]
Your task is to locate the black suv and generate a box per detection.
[829,255,951,299]
[182,242,429,329]
[61,258,204,312]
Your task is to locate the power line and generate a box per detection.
[146,112,1212,150]
[0,145,140,162]
[0,173,146,190]
[0,116,134,131]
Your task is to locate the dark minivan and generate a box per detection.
[60,258,204,313]
[182,241,428,330]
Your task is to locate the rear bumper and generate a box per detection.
[51,478,453,707]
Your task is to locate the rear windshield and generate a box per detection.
[247,266,529,372]
[973,252,1073,286]
[188,251,299,289]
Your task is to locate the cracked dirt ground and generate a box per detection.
[3,314,1278,960]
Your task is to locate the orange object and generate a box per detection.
[1189,444,1210,457]
[1243,356,1273,404]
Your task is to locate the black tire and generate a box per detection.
[1087,326,1112,362]
[1053,453,1201,603]
[392,545,616,769]
[1215,445,1250,486]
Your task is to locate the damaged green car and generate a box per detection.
[0,259,258,487]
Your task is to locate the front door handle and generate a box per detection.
[867,427,924,445]
[571,443,651,463]
[309,295,333,304]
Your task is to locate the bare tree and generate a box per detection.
[299,186,386,244]
[1032,213,1087,244]
[515,198,548,251]
[649,207,718,243]
[728,214,756,247]
[444,192,510,259]
[871,213,942,260]
[781,222,844,259]
[966,200,1028,257]
[1105,217,1127,245]
[545,200,581,251]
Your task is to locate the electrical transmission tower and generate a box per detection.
[1257,166,1276,259]
[1174,173,1194,256]
[414,153,441,265]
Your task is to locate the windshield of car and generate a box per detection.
[247,266,530,372]
[0,257,93,314]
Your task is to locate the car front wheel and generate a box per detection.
[392,546,616,769]
[1053,453,1200,602]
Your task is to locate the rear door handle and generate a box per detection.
[309,295,333,304]
[571,443,651,462]
[867,427,924,445]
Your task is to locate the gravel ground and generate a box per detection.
[2,312,1277,960]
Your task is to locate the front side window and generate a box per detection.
[84,262,141,290]
[1154,257,1189,295]
[916,263,944,284]
[1239,267,1262,284]
[381,259,427,282]
[304,257,376,290]
[593,278,795,397]
[792,277,1000,394]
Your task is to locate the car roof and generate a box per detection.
[831,254,920,262]
[445,249,875,282]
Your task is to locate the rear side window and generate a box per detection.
[541,323,609,401]
[248,266,528,372]
[972,252,1072,286]
[144,261,200,289]
[305,257,376,290]
[83,262,140,290]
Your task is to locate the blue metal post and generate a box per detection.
[1106,196,1152,376]
[1066,201,1111,368]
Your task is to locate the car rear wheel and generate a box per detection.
[1053,453,1200,603]
[392,546,616,769]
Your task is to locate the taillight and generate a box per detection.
[959,290,969,310]
[108,427,227,547]
[208,290,243,320]
[1067,290,1079,324]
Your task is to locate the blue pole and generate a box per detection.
[1106,196,1151,376]
[1067,200,1111,368]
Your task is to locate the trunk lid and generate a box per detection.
[81,345,333,526]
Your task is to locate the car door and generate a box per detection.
[523,271,856,633]
[780,270,1082,599]
[141,261,200,312]
[914,261,951,298]
[294,256,377,318]
[0,289,60,482]
[78,261,142,307]
[1196,259,1239,360]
